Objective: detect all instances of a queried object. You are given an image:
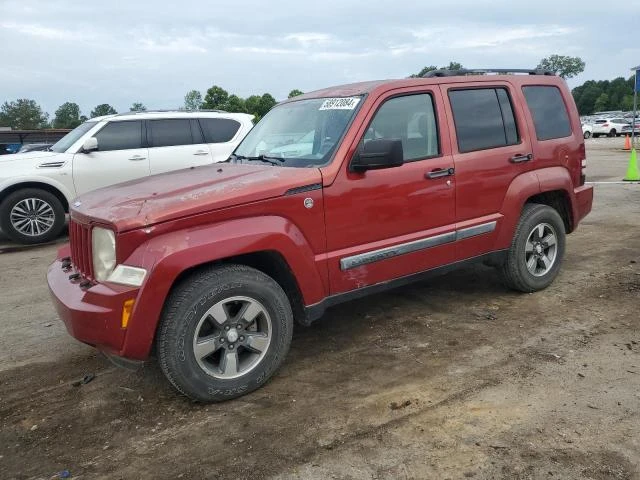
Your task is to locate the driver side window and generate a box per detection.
[363,94,439,161]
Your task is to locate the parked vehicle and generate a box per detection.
[18,143,53,153]
[0,111,254,244]
[591,117,630,137]
[48,69,593,402]
[582,122,593,139]
[621,121,640,136]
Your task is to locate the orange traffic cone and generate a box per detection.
[623,134,631,151]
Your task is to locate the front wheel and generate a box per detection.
[157,264,293,402]
[499,203,566,293]
[0,188,65,244]
[583,131,591,139]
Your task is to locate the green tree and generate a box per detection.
[594,93,610,113]
[258,93,277,117]
[52,102,82,129]
[410,65,438,78]
[0,99,49,129]
[130,102,146,112]
[90,104,117,118]
[537,55,585,79]
[244,95,262,116]
[223,95,246,113]
[202,85,229,110]
[288,89,304,98]
[184,90,203,111]
[410,62,463,78]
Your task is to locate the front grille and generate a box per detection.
[69,220,93,278]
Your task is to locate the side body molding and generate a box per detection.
[120,216,326,359]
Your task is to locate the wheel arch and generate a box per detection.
[119,216,327,360]
[525,190,573,233]
[0,181,71,213]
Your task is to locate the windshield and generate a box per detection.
[50,121,98,153]
[233,97,362,167]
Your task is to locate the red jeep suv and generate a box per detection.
[48,69,593,401]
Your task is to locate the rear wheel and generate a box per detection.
[609,129,617,137]
[157,264,293,402]
[500,203,566,293]
[583,131,591,139]
[0,188,65,244]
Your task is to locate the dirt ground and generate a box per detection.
[1,139,639,480]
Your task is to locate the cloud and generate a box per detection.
[0,0,634,116]
[0,22,84,40]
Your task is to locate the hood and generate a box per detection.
[71,163,322,232]
[0,151,63,165]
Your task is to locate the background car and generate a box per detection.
[0,110,254,244]
[591,117,630,137]
[582,122,593,139]
[18,143,53,153]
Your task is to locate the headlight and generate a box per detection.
[92,227,116,281]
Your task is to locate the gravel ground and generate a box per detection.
[1,138,639,480]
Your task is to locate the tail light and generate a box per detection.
[601,123,609,128]
[580,143,586,186]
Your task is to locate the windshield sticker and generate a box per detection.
[319,97,361,110]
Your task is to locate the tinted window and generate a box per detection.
[364,94,439,161]
[522,86,571,140]
[449,88,519,152]
[149,119,194,147]
[199,118,241,143]
[94,121,143,151]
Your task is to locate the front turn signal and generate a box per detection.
[121,299,135,329]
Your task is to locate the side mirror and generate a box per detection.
[82,137,98,153]
[350,139,404,172]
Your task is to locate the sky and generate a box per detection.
[1,0,639,118]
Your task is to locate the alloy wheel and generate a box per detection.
[525,223,558,277]
[9,198,56,237]
[192,296,272,379]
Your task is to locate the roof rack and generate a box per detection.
[422,68,555,78]
[114,109,228,116]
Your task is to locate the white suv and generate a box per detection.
[591,117,630,138]
[0,110,254,244]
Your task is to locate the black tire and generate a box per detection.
[608,129,616,137]
[157,264,293,402]
[583,131,591,139]
[0,188,65,245]
[499,203,566,293]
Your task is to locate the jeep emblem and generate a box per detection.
[304,198,314,209]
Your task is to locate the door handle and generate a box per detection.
[510,153,533,163]
[193,150,210,156]
[426,167,455,179]
[128,155,146,161]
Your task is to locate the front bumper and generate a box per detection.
[47,246,140,357]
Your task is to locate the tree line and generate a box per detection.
[0,87,304,130]
[0,54,634,130]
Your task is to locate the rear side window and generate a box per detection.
[522,86,572,140]
[94,121,143,151]
[199,118,241,143]
[149,119,194,147]
[364,93,439,161]
[449,88,519,153]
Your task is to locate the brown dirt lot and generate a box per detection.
[1,139,639,480]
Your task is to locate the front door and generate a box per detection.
[72,120,149,196]
[323,89,457,294]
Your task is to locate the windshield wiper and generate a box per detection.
[230,153,286,166]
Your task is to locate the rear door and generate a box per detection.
[147,118,213,175]
[72,120,149,196]
[443,82,534,260]
[199,117,244,162]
